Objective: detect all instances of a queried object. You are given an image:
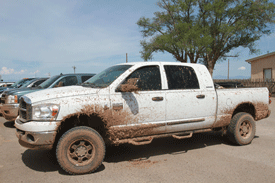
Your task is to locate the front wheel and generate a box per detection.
[227,112,256,145]
[56,126,105,175]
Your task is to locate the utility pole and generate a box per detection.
[224,55,238,80]
[126,53,128,63]
[227,59,229,80]
[72,66,76,73]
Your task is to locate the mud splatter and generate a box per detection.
[212,115,232,128]
[212,101,270,128]
[127,158,159,169]
[60,105,159,144]
[254,102,270,120]
[119,78,139,93]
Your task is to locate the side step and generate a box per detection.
[172,132,193,139]
[116,130,208,145]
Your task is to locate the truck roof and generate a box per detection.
[117,61,205,68]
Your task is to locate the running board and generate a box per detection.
[115,129,211,145]
[172,132,193,139]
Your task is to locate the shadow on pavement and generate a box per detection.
[105,131,229,163]
[21,149,105,175]
[4,121,15,128]
[21,131,231,174]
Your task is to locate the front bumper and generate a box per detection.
[0,104,2,116]
[2,103,19,121]
[15,118,61,150]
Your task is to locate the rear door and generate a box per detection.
[164,64,217,132]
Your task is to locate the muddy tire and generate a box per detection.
[56,126,105,175]
[227,112,256,145]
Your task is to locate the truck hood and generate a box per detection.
[4,87,41,95]
[25,86,101,103]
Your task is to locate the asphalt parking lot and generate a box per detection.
[0,99,275,183]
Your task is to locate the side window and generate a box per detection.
[121,66,161,91]
[164,65,199,90]
[81,75,93,83]
[54,76,78,87]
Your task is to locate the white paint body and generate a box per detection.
[15,62,270,138]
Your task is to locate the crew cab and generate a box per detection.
[14,62,270,175]
[1,73,94,121]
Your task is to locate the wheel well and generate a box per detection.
[54,113,107,148]
[232,103,256,119]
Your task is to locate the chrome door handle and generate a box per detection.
[113,103,123,110]
[152,97,164,101]
[196,95,205,99]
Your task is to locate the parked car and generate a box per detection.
[1,73,95,121]
[0,78,48,116]
[0,82,15,87]
[14,62,270,174]
[0,78,34,95]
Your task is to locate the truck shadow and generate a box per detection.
[21,131,231,175]
[21,149,105,175]
[105,131,229,163]
[3,121,15,128]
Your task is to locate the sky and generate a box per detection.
[0,0,274,82]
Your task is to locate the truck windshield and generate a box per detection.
[82,65,132,88]
[38,75,61,89]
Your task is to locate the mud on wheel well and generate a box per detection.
[232,103,256,119]
[53,114,108,148]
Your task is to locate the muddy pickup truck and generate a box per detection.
[15,62,270,175]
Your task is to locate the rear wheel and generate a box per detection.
[56,126,105,174]
[227,112,256,145]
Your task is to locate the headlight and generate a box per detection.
[7,95,18,104]
[32,104,60,120]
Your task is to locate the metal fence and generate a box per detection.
[213,79,275,94]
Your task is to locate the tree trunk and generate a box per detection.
[207,60,215,77]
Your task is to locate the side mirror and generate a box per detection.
[118,78,140,93]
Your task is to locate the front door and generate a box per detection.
[110,65,166,137]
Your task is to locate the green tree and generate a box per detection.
[137,0,275,76]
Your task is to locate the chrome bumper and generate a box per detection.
[16,128,57,150]
[15,118,60,150]
[2,103,19,121]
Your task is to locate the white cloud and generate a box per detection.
[238,66,246,70]
[0,67,27,75]
[0,67,14,74]
[30,70,40,75]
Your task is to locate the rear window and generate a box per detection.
[164,65,200,90]
[81,75,94,83]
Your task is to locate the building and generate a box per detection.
[246,52,275,80]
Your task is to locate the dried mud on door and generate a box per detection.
[60,105,162,144]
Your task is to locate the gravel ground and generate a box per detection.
[0,99,275,183]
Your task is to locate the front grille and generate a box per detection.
[0,94,6,104]
[19,97,32,121]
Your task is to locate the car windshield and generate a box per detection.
[20,79,36,88]
[10,78,33,88]
[82,65,132,88]
[38,75,61,89]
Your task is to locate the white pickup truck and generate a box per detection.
[15,62,270,175]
